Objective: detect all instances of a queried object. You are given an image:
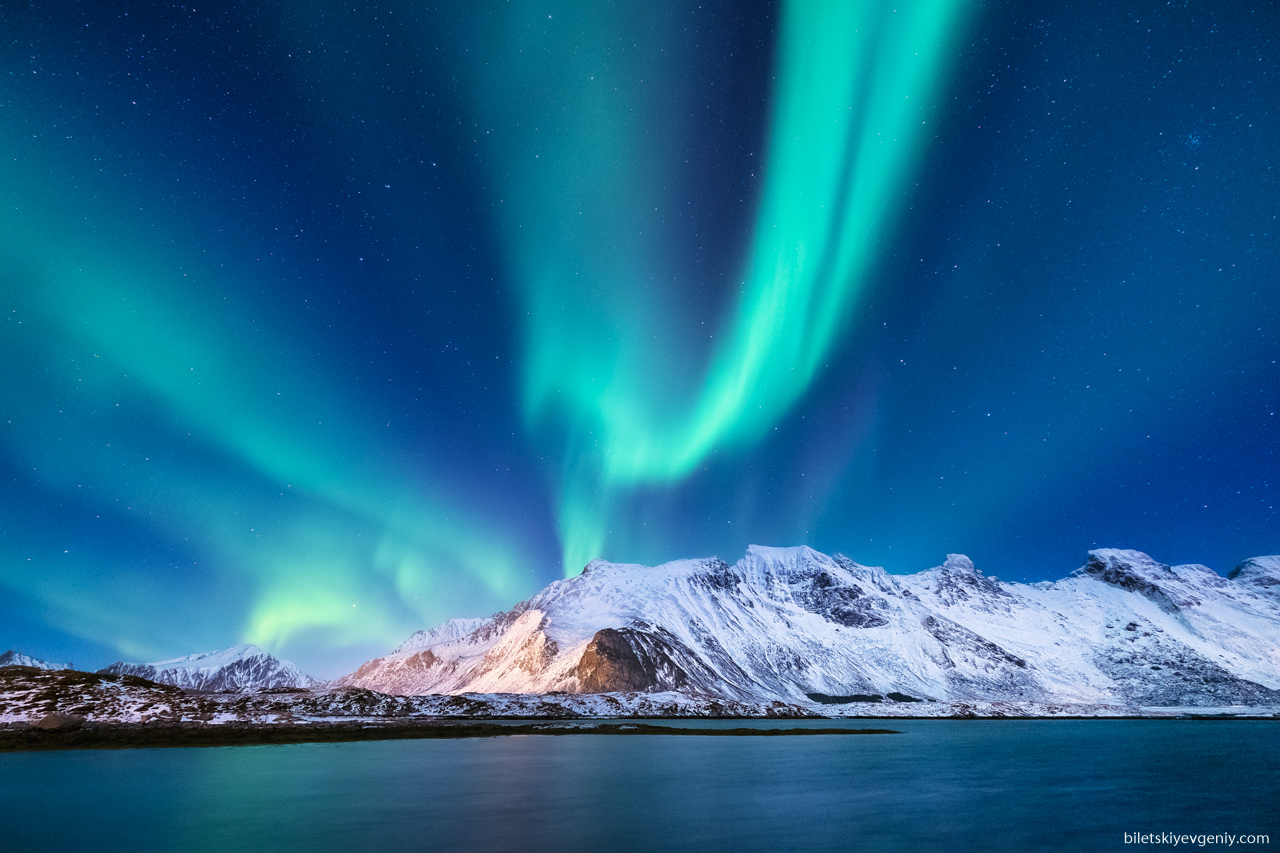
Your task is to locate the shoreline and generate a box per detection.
[4,713,1278,753]
[0,720,900,752]
[4,667,1277,751]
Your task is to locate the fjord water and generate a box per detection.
[3,720,1277,852]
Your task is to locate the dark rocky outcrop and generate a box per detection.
[922,616,1027,670]
[35,712,86,732]
[1092,623,1280,707]
[806,692,883,704]
[691,558,740,591]
[792,570,890,628]
[885,692,922,703]
[1079,550,1181,613]
[926,554,1013,609]
[575,628,694,693]
[1230,557,1280,600]
[350,649,442,682]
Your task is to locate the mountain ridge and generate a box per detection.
[338,545,1280,707]
[0,651,73,671]
[99,643,315,693]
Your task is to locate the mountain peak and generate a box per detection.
[100,644,313,692]
[1077,549,1182,612]
[744,543,827,563]
[394,618,490,654]
[0,650,73,671]
[1230,556,1280,598]
[148,644,266,668]
[1085,548,1172,574]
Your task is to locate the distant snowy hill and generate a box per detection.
[0,650,72,671]
[339,546,1280,708]
[100,644,314,692]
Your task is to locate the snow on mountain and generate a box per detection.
[5,667,1187,727]
[338,546,1280,708]
[0,651,73,671]
[394,618,491,654]
[1230,556,1280,600]
[99,644,315,692]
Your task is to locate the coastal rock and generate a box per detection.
[35,712,85,732]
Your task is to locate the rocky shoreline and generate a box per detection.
[2,664,1276,753]
[0,719,902,752]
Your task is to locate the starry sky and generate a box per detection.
[2,0,1277,677]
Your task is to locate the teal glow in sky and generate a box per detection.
[466,0,967,572]
[0,142,532,661]
[2,0,1277,676]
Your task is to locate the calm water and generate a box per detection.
[2,719,1277,852]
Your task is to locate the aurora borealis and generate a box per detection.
[469,0,968,571]
[2,1,1278,676]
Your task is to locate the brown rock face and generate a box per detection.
[349,648,441,683]
[403,649,441,672]
[36,712,86,732]
[575,628,694,693]
[577,629,656,693]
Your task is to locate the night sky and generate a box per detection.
[3,0,1277,677]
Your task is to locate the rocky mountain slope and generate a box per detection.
[339,546,1280,708]
[0,665,1187,728]
[99,644,314,692]
[0,651,72,671]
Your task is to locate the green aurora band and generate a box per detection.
[465,0,970,573]
[0,123,532,659]
[0,0,970,665]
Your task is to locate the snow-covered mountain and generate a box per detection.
[0,650,73,671]
[99,644,314,692]
[339,546,1280,708]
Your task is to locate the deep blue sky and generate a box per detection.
[2,0,1276,676]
